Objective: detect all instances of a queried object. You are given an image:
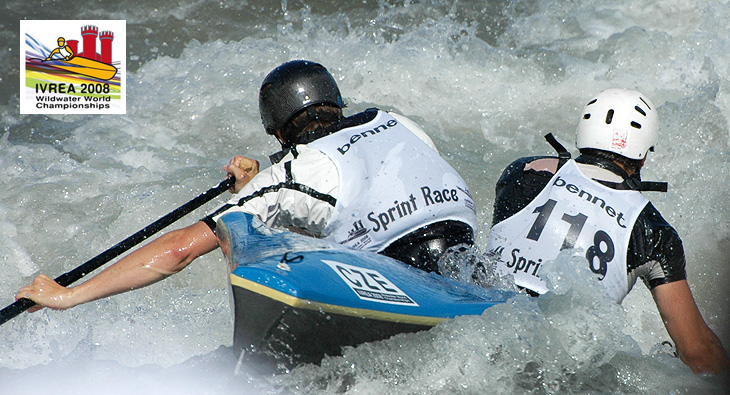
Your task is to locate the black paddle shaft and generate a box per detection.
[0,178,234,326]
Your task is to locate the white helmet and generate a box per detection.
[576,88,658,160]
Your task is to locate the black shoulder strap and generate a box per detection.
[284,160,293,182]
[576,152,668,192]
[544,133,571,168]
[269,148,289,165]
[594,178,668,192]
[269,146,298,165]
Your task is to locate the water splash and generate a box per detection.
[1,0,729,393]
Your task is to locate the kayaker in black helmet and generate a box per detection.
[210,59,477,272]
[16,60,478,314]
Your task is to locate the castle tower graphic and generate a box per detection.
[100,31,113,64]
[66,39,79,56]
[73,25,113,65]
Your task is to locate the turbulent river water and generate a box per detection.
[1,1,729,394]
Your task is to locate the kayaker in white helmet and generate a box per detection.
[485,88,730,374]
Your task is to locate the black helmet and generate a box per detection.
[259,60,344,134]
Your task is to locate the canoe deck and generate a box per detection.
[217,212,513,371]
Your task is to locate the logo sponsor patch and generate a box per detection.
[323,260,417,306]
[20,20,126,114]
[611,128,628,150]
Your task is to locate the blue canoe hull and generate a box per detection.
[217,212,513,371]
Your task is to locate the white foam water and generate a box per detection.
[1,1,728,393]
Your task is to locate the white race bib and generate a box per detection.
[309,111,477,252]
[486,160,648,303]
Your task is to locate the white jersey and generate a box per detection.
[308,110,477,251]
[486,160,649,302]
[209,110,476,253]
[52,46,73,59]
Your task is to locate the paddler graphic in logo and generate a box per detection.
[20,20,126,115]
[46,37,75,61]
[38,26,118,81]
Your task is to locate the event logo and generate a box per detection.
[20,20,126,114]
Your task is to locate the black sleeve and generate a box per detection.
[200,203,237,233]
[492,156,555,226]
[201,215,217,232]
[627,202,687,289]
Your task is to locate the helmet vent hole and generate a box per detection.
[583,114,591,120]
[605,109,614,124]
[631,121,641,129]
[634,106,646,116]
[639,97,651,110]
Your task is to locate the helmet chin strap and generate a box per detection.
[269,131,295,165]
[274,132,287,149]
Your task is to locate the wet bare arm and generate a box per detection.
[16,221,219,312]
[652,280,730,374]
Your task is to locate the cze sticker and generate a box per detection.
[323,260,417,306]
